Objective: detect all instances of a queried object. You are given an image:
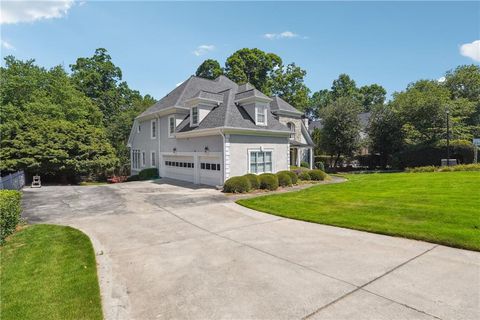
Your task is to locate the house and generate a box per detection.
[127,75,314,186]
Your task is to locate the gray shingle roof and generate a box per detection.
[143,75,292,133]
[270,96,303,115]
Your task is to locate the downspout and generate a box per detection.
[220,129,226,185]
[157,116,161,174]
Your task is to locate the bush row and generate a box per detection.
[0,190,22,245]
[223,169,327,193]
[406,163,480,173]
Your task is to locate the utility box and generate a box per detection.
[441,159,457,166]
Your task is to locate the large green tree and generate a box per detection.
[319,97,362,166]
[359,84,386,112]
[0,56,117,180]
[195,59,223,79]
[271,63,310,111]
[368,104,404,167]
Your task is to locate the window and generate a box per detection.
[200,163,220,171]
[287,122,295,139]
[165,161,194,168]
[168,116,175,138]
[249,151,272,174]
[255,106,267,126]
[132,149,141,169]
[151,120,156,139]
[141,151,146,167]
[191,107,199,126]
[137,124,141,133]
[151,152,156,166]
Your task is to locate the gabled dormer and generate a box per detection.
[184,90,223,127]
[234,83,273,127]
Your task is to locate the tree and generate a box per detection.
[444,65,480,136]
[391,80,475,145]
[307,89,331,119]
[195,59,223,79]
[319,97,361,166]
[368,104,403,167]
[224,48,282,95]
[271,63,310,111]
[359,84,386,112]
[70,48,124,124]
[331,74,359,100]
[0,57,117,181]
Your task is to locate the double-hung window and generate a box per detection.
[132,149,141,169]
[141,151,146,167]
[249,151,272,174]
[255,106,267,126]
[168,116,175,138]
[151,151,156,166]
[151,120,156,139]
[191,107,199,126]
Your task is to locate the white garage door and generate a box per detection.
[199,156,222,186]
[163,156,195,183]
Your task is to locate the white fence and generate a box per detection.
[0,170,25,190]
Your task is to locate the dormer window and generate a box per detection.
[168,116,175,138]
[191,106,199,126]
[255,105,267,126]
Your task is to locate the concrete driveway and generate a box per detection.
[22,179,479,320]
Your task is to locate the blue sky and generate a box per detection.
[1,1,479,100]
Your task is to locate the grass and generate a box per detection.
[0,225,103,320]
[237,171,480,251]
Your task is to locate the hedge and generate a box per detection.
[259,173,279,191]
[0,190,22,245]
[243,174,260,189]
[406,164,480,173]
[223,176,251,193]
[393,141,474,168]
[298,171,311,180]
[126,174,140,182]
[278,170,298,184]
[300,161,310,168]
[309,169,327,181]
[276,172,293,187]
[138,168,159,180]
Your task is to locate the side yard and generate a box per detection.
[0,224,103,320]
[237,171,480,251]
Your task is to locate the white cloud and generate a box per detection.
[437,76,446,83]
[460,40,480,62]
[1,40,15,50]
[0,0,74,24]
[263,31,306,40]
[193,44,215,56]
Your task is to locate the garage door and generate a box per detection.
[163,156,195,183]
[199,156,222,186]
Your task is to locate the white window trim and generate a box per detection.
[248,148,273,174]
[168,115,175,138]
[191,106,199,127]
[141,150,146,167]
[151,151,156,167]
[255,105,267,126]
[150,119,156,139]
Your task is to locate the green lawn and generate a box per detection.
[237,172,480,251]
[0,225,103,320]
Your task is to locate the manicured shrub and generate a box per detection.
[278,170,298,184]
[0,190,22,244]
[300,161,310,168]
[405,166,436,173]
[406,164,480,173]
[126,174,140,182]
[259,173,279,191]
[298,171,311,181]
[223,176,251,193]
[315,161,325,171]
[138,168,159,180]
[309,169,327,181]
[276,172,293,187]
[243,174,260,189]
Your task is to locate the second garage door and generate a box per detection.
[199,156,222,186]
[163,156,195,183]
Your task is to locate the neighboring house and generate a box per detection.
[128,75,314,186]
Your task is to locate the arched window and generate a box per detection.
[287,122,295,139]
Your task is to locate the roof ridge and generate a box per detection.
[174,76,195,106]
[223,89,233,127]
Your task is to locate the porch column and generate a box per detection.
[309,147,313,169]
[296,148,301,167]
